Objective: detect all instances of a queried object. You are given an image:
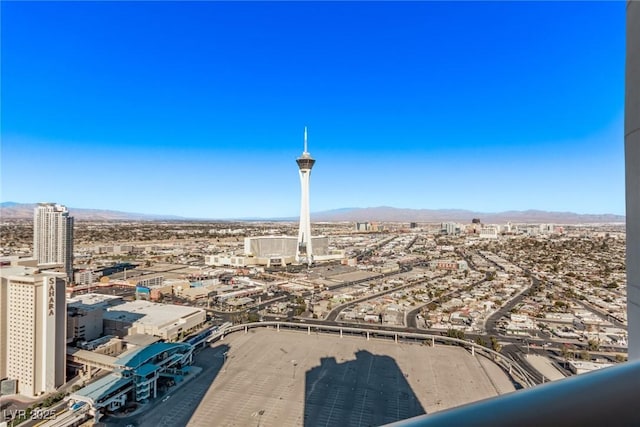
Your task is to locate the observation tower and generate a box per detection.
[296,127,315,265]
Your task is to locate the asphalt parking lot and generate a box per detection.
[184,328,513,427]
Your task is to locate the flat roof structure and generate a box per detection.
[67,347,118,370]
[0,265,38,277]
[122,334,161,348]
[116,342,192,369]
[68,293,122,310]
[72,372,131,406]
[82,298,206,342]
[103,300,205,335]
[104,300,198,324]
[185,328,515,427]
[226,297,254,307]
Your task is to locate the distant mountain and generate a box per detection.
[233,207,360,222]
[0,202,20,208]
[310,207,625,224]
[0,202,184,221]
[0,202,624,224]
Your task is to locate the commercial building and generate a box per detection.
[355,222,372,232]
[206,235,341,267]
[479,226,499,239]
[204,254,257,267]
[430,260,469,271]
[171,280,216,302]
[0,267,67,397]
[66,293,206,343]
[67,305,103,344]
[102,299,206,341]
[33,203,74,280]
[66,294,118,344]
[74,269,103,286]
[132,274,164,288]
[442,222,462,235]
[567,361,614,375]
[245,235,329,264]
[370,222,385,232]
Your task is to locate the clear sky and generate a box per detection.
[1,1,626,219]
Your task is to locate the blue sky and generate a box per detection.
[1,1,626,218]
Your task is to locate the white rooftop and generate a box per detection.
[68,293,122,310]
[0,265,38,278]
[103,299,204,328]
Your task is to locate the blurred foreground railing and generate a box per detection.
[385,358,640,427]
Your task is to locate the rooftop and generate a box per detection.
[103,299,204,328]
[68,293,122,310]
[0,265,38,278]
[67,347,119,368]
[115,341,191,369]
[72,372,131,404]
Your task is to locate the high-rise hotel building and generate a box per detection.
[33,203,74,280]
[0,267,67,396]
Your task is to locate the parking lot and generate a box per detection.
[185,328,514,427]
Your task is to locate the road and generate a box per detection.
[356,236,398,261]
[549,279,627,329]
[485,272,538,336]
[207,265,413,324]
[572,298,627,329]
[325,273,446,322]
[499,344,546,385]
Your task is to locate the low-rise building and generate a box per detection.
[103,300,205,341]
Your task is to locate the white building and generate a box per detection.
[568,361,613,375]
[206,235,341,267]
[355,222,371,232]
[441,222,461,235]
[102,299,205,341]
[539,224,555,234]
[479,226,499,239]
[205,254,258,267]
[0,267,67,397]
[33,203,74,280]
[66,294,118,344]
[74,269,103,286]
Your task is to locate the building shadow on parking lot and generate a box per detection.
[303,350,425,427]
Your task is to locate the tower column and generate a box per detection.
[296,127,316,265]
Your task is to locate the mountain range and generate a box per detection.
[0,202,625,224]
[310,206,625,224]
[0,202,184,221]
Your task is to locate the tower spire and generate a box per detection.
[304,126,308,153]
